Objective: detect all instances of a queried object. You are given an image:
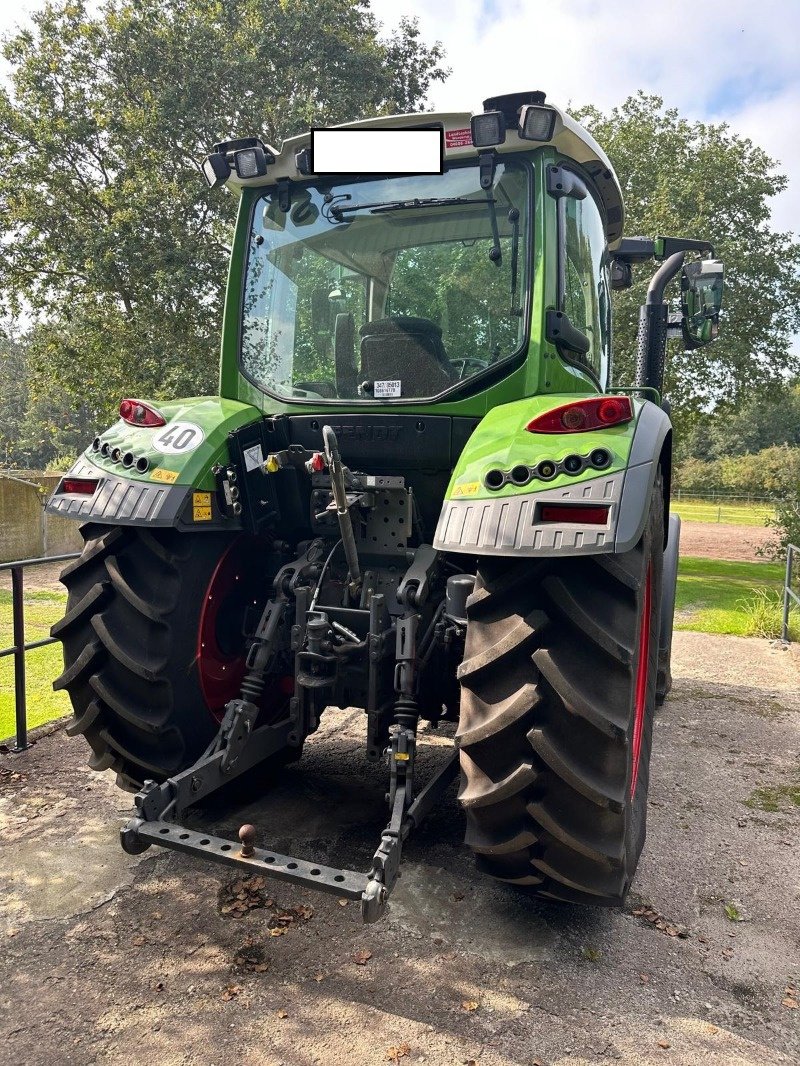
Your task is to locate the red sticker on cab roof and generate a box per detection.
[445,128,472,149]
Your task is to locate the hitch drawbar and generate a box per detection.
[120,702,458,923]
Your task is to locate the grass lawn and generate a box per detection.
[0,588,70,743]
[675,555,791,637]
[671,497,775,526]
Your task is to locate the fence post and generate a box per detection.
[782,545,793,644]
[11,565,28,752]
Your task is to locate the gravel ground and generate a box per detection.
[678,523,778,563]
[1,633,799,1065]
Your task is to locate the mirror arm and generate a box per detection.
[636,250,685,395]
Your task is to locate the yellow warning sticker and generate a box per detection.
[193,491,212,522]
[452,481,480,498]
[151,467,179,484]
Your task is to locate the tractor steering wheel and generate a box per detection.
[450,357,490,380]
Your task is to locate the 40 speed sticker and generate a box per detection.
[152,421,205,454]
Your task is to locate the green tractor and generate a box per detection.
[47,91,724,921]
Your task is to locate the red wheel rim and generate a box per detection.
[197,538,252,722]
[630,561,652,798]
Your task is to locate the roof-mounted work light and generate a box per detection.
[201,136,276,188]
[470,111,505,148]
[518,104,557,142]
[202,152,230,189]
[233,144,270,179]
[294,146,313,175]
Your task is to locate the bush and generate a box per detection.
[765,499,800,561]
[675,445,800,499]
[737,587,796,640]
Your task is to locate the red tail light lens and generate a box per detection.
[540,504,609,525]
[119,398,166,428]
[61,478,99,495]
[527,396,633,434]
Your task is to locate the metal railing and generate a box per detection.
[0,553,79,751]
[673,491,783,503]
[782,544,799,644]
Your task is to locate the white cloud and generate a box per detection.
[372,0,800,235]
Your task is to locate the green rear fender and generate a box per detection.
[46,396,263,529]
[433,395,671,557]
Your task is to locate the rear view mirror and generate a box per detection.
[681,258,724,348]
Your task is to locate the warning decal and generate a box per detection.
[445,128,473,149]
[243,443,263,472]
[193,491,212,522]
[151,467,179,484]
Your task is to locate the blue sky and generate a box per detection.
[1,0,798,237]
[369,0,800,237]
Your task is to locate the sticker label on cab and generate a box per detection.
[445,128,472,149]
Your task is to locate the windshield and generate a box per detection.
[240,161,530,402]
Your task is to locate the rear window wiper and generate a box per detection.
[327,196,495,221]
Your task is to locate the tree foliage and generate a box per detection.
[0,0,447,460]
[678,382,800,461]
[574,93,800,426]
[675,444,800,499]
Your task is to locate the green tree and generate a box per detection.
[574,93,800,429]
[0,0,447,435]
[0,333,29,466]
[678,382,800,461]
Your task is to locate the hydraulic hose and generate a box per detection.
[322,425,361,592]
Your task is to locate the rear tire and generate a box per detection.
[656,514,681,705]
[53,524,287,792]
[456,477,664,905]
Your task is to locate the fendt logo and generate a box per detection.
[327,424,405,443]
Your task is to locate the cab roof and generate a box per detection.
[227,102,625,246]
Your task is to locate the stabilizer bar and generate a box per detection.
[123,819,366,899]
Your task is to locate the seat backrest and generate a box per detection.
[334,312,358,397]
[359,316,453,398]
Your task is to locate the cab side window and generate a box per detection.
[561,188,611,387]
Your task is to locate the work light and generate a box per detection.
[295,146,313,174]
[518,104,557,142]
[470,111,505,148]
[233,145,270,179]
[202,152,230,188]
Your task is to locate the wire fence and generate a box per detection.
[670,491,782,526]
[782,544,799,644]
[672,490,784,505]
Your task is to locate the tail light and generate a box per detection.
[119,398,166,428]
[527,396,633,433]
[61,477,99,495]
[540,504,609,525]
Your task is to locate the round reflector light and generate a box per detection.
[597,398,626,424]
[561,407,587,430]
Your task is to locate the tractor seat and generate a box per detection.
[359,316,454,398]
